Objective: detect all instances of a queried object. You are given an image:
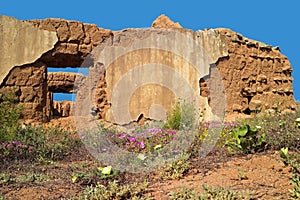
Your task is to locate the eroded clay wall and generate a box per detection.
[0,15,297,123]
[27,19,113,68]
[215,28,296,120]
[0,62,49,123]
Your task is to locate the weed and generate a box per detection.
[0,90,22,143]
[65,179,151,200]
[237,168,248,180]
[163,100,197,130]
[226,124,266,153]
[291,175,300,199]
[169,187,199,199]
[169,185,251,200]
[69,162,118,184]
[0,173,52,185]
[199,185,251,200]
[242,113,300,151]
[158,153,191,180]
[278,148,300,199]
[0,193,5,200]
[164,101,182,130]
[0,124,81,162]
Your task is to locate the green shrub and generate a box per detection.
[169,185,251,200]
[71,165,119,184]
[158,153,191,180]
[0,172,52,185]
[169,187,199,199]
[0,193,5,200]
[1,125,81,162]
[163,100,197,130]
[225,124,266,153]
[0,91,22,143]
[198,185,251,200]
[240,113,300,151]
[279,149,300,199]
[291,175,300,199]
[164,101,182,130]
[66,180,152,200]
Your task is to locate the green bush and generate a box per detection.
[169,187,199,199]
[66,180,152,200]
[0,91,22,143]
[279,149,300,199]
[1,125,81,162]
[163,100,196,130]
[239,113,300,151]
[225,124,266,153]
[0,193,5,200]
[169,185,251,200]
[158,153,191,180]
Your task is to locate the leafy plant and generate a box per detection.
[169,187,199,200]
[278,149,300,199]
[0,90,22,143]
[0,172,51,185]
[163,100,196,130]
[291,175,300,199]
[66,180,151,200]
[0,124,81,162]
[0,193,5,200]
[295,118,300,128]
[169,185,251,200]
[164,101,182,130]
[226,124,266,153]
[158,153,191,180]
[70,163,118,184]
[198,185,251,200]
[242,113,300,151]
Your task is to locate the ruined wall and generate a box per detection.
[28,19,113,68]
[48,72,85,93]
[0,16,57,123]
[215,28,296,120]
[0,62,49,123]
[52,100,73,117]
[26,19,113,121]
[0,15,297,123]
[0,16,57,84]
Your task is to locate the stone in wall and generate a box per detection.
[48,72,86,93]
[52,100,73,117]
[152,14,183,29]
[215,28,296,120]
[27,19,113,68]
[0,15,57,85]
[0,62,49,123]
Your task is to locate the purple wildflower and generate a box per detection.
[140,141,146,149]
[168,130,176,135]
[70,135,77,139]
[2,142,8,147]
[148,127,163,135]
[13,141,22,147]
[77,133,84,137]
[128,137,136,142]
[118,133,126,139]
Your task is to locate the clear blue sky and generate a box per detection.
[1,0,299,101]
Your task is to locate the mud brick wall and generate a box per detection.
[215,28,296,120]
[0,62,49,123]
[0,15,296,123]
[27,19,113,68]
